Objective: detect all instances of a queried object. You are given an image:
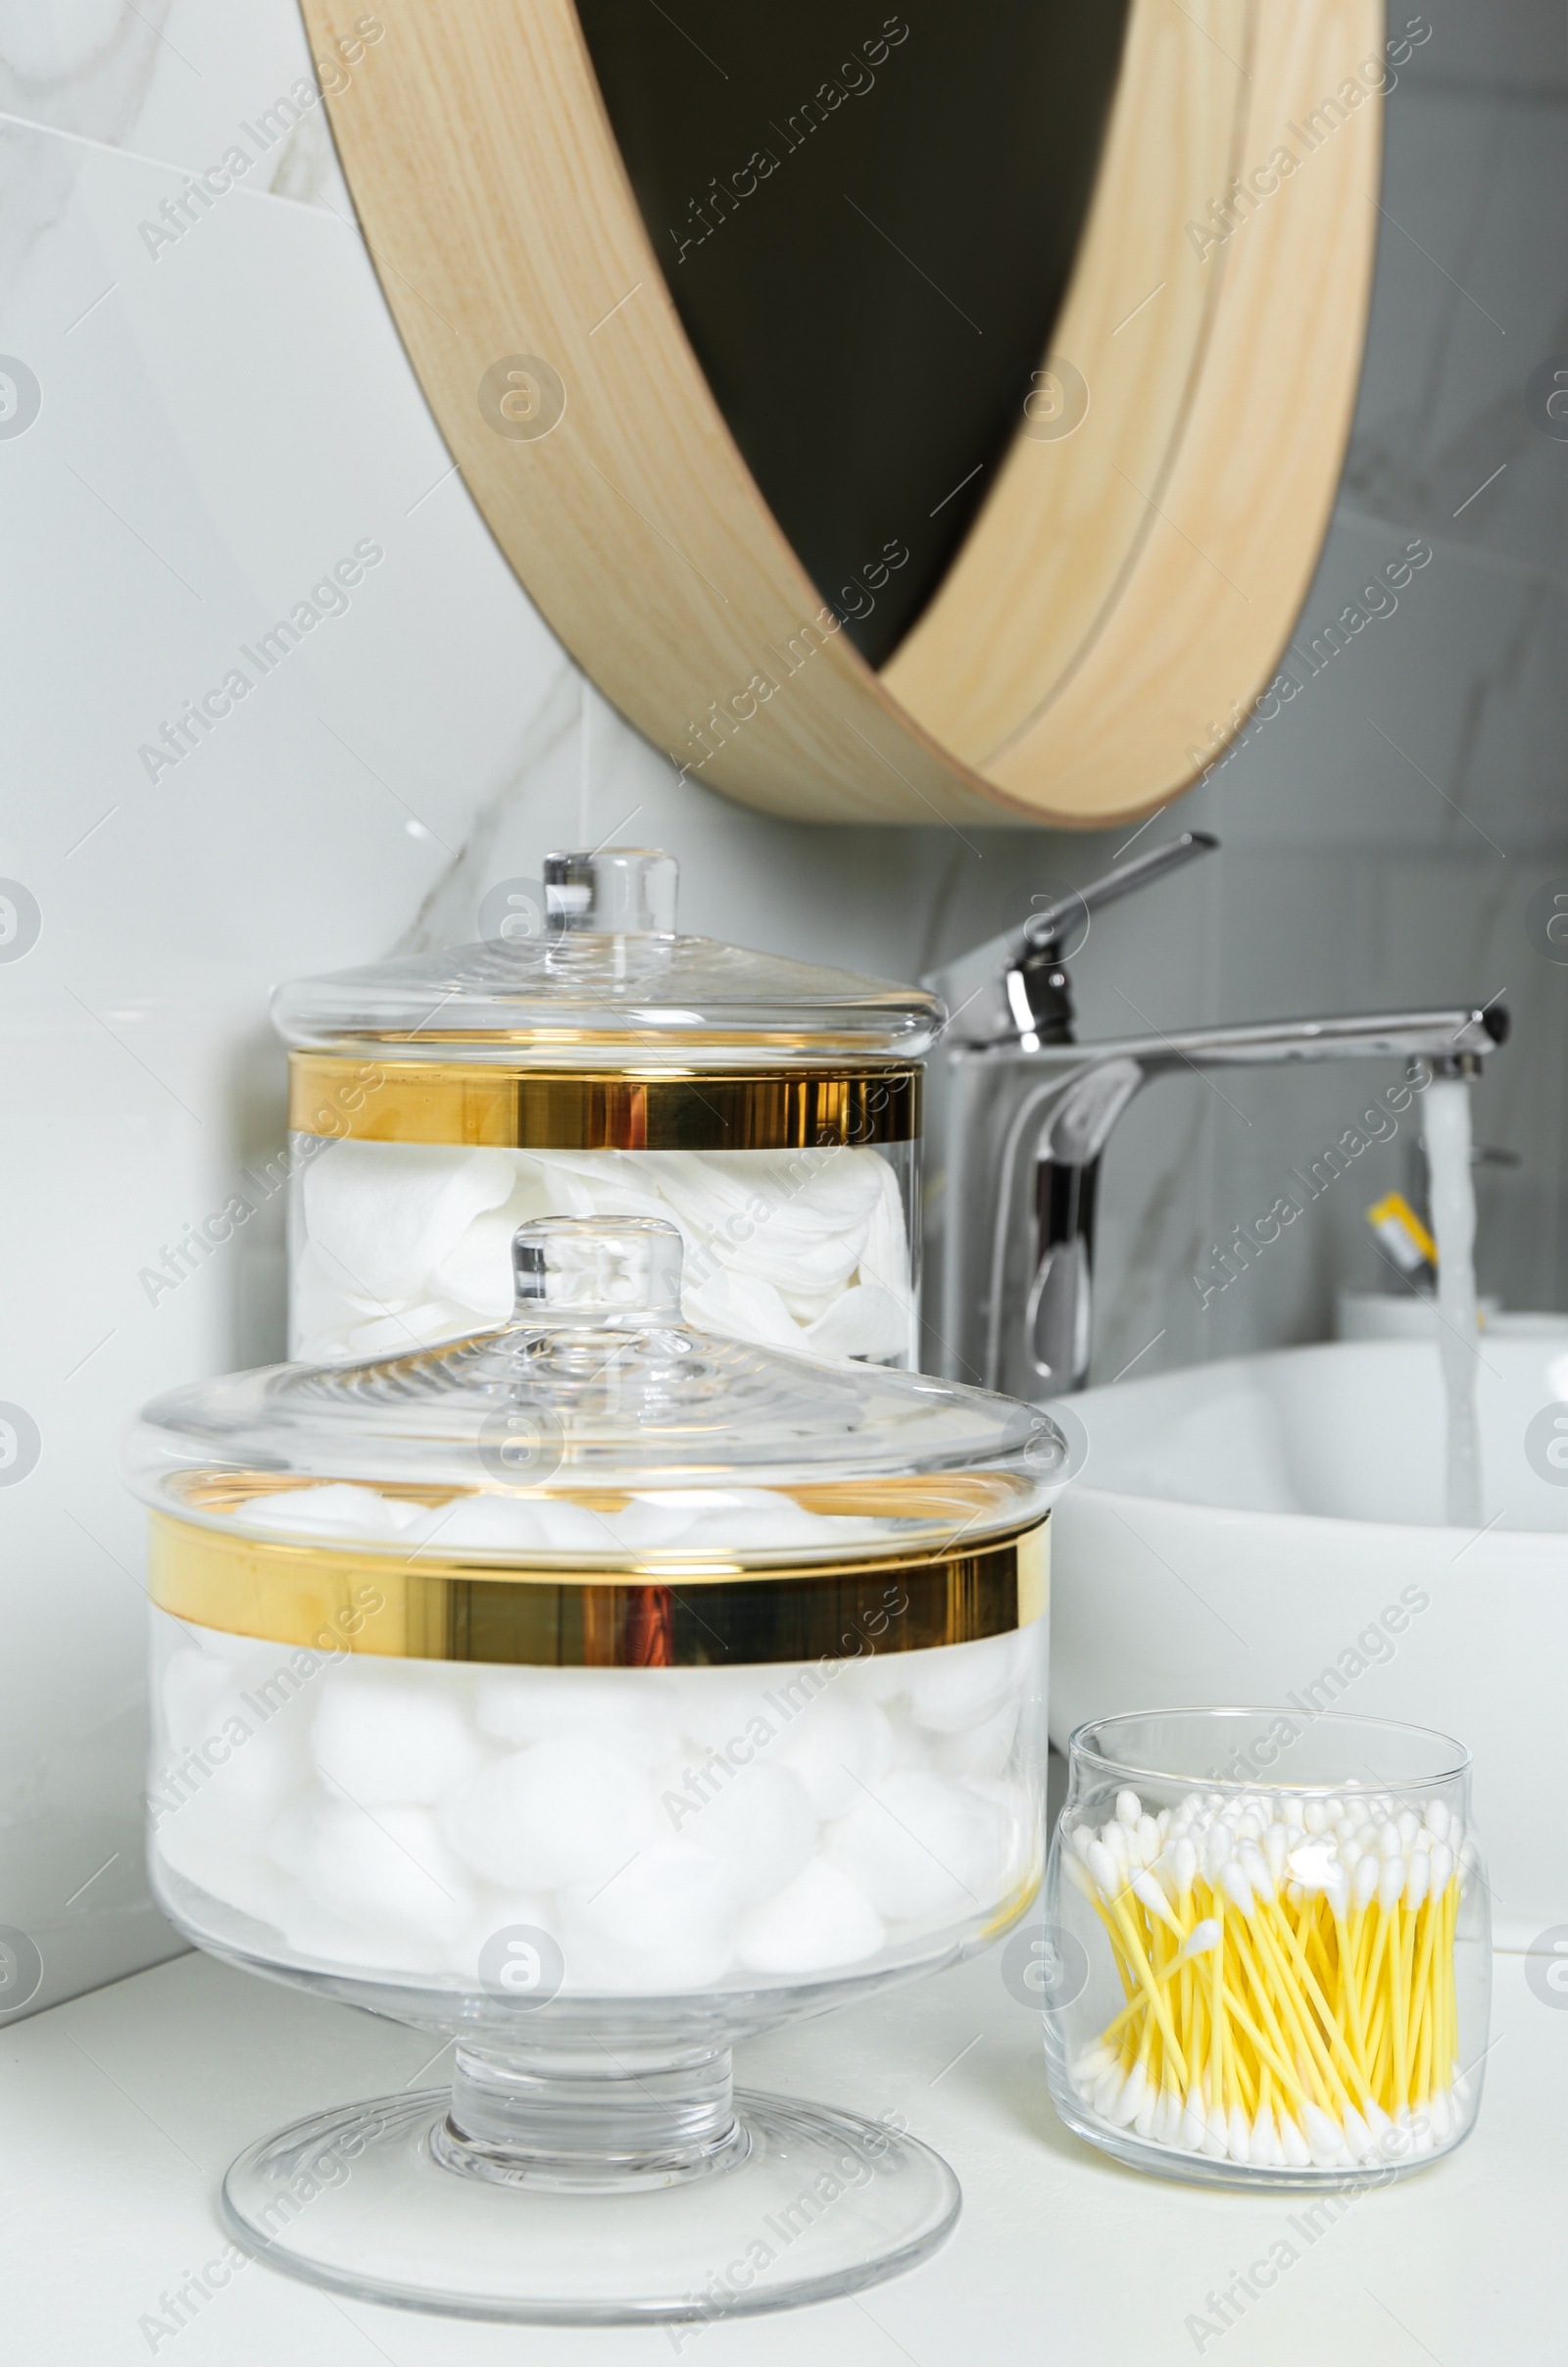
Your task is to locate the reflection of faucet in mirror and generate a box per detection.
[921,835,1510,1398]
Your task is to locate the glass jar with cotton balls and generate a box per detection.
[128,1213,1069,2323]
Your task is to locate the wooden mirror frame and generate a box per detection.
[306,0,1383,826]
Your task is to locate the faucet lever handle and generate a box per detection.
[1023,830,1219,958]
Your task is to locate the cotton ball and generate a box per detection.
[737,1859,886,1974]
[935,1699,1021,1781]
[211,1853,300,1935]
[152,1798,294,1934]
[778,1687,895,1818]
[675,1669,789,1757]
[559,1840,737,1992]
[967,1776,1037,1893]
[276,1899,454,1979]
[161,1646,242,1755]
[675,1491,877,1553]
[882,1706,937,1775]
[590,1496,704,1553]
[904,1633,1021,1735]
[612,1491,861,1555]
[826,1770,1014,1924]
[850,1653,909,1707]
[441,1738,660,1891]
[270,1797,475,1940]
[435,1496,611,1554]
[205,1628,314,1688]
[311,1667,481,1805]
[153,1658,315,1826]
[474,1669,680,1768]
[215,1727,318,1826]
[682,1763,817,1905]
[449,1892,555,1987]
[240,1482,426,1543]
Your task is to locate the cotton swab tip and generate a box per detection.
[1221,1859,1255,1916]
[1086,1840,1122,1900]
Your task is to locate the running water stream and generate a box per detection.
[1422,1077,1483,1528]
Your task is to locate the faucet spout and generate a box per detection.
[922,829,1509,1399]
[927,1002,1509,1399]
[1107,1004,1508,1071]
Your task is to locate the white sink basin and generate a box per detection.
[1049,1334,1568,1949]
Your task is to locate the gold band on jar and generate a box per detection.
[287,1053,920,1151]
[147,1511,1047,1668]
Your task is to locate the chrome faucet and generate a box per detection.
[921,834,1509,1397]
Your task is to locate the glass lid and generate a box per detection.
[128,1219,1066,1566]
[271,848,943,1067]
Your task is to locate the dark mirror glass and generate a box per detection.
[576,0,1133,666]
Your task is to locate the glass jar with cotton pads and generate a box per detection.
[272,846,938,1370]
[1041,1708,1489,2189]
[127,1214,1065,2323]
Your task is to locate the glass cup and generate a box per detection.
[1041,1708,1489,2187]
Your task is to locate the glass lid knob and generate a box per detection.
[511,1216,684,1326]
[542,847,678,936]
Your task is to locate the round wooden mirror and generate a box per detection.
[306,0,1383,825]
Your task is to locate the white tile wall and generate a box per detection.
[1,0,1563,2016]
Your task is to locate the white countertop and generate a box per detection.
[4,1944,1557,2366]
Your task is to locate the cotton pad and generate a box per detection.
[293,1142,913,1367]
[302,1141,516,1306]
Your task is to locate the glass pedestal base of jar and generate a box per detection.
[220,2045,960,2326]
